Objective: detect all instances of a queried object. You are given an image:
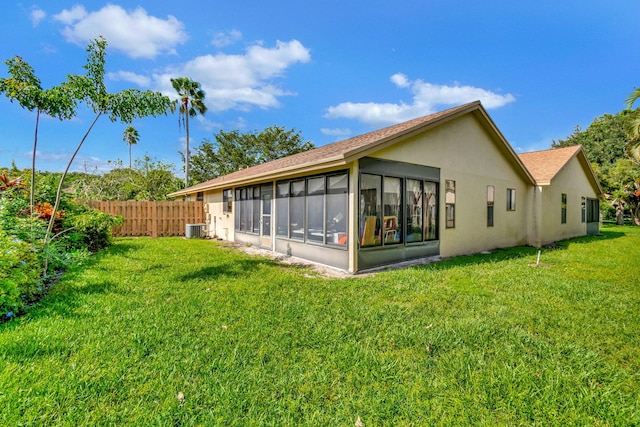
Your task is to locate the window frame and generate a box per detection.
[506,188,516,211]
[223,189,233,213]
[487,185,495,227]
[445,180,456,229]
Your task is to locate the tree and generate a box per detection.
[189,126,315,183]
[122,125,140,168]
[624,88,640,162]
[38,37,171,242]
[604,158,640,225]
[170,77,207,188]
[0,57,78,213]
[551,111,629,171]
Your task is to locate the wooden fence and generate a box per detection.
[88,200,205,238]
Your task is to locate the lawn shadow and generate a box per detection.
[175,254,308,282]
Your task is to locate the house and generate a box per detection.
[518,145,603,246]
[168,101,603,273]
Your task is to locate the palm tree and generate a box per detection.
[624,88,640,162]
[122,125,140,169]
[170,77,207,187]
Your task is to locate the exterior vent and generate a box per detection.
[185,223,206,239]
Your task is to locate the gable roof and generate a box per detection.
[518,145,604,195]
[169,101,534,197]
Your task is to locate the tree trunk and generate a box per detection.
[184,100,190,188]
[615,203,625,225]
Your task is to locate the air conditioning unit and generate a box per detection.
[185,223,206,239]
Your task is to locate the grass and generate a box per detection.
[1,224,639,426]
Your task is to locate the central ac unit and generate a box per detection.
[185,223,205,238]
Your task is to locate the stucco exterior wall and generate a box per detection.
[538,157,598,245]
[202,189,235,241]
[371,115,531,258]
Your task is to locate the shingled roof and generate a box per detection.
[518,145,603,194]
[169,101,533,197]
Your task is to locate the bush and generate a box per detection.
[63,207,124,253]
[0,233,42,318]
[0,172,122,318]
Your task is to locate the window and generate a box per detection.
[275,172,348,246]
[252,187,261,233]
[276,182,289,237]
[406,179,423,242]
[261,184,272,236]
[306,177,325,243]
[561,193,567,224]
[487,185,495,227]
[327,174,348,246]
[235,187,261,233]
[581,197,586,223]
[360,174,382,247]
[383,177,402,244]
[445,180,456,228]
[223,189,232,213]
[196,191,204,201]
[506,188,516,211]
[424,182,438,240]
[290,180,305,240]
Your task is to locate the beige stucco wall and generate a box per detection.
[538,157,598,245]
[202,190,235,241]
[371,115,532,258]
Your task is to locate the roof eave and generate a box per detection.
[168,155,349,197]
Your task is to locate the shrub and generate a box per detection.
[62,207,124,253]
[0,233,41,318]
[0,172,122,318]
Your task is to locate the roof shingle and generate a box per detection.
[518,145,582,184]
[169,101,484,197]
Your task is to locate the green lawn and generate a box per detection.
[1,225,639,426]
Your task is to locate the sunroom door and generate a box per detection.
[260,184,273,248]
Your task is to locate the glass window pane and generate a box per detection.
[306,177,325,242]
[307,176,324,195]
[290,180,305,240]
[360,174,382,247]
[424,181,438,240]
[406,179,423,242]
[327,195,347,246]
[276,182,289,237]
[383,177,402,244]
[327,174,347,246]
[252,187,260,233]
[446,204,455,228]
[487,185,494,227]
[328,174,348,193]
[507,188,516,211]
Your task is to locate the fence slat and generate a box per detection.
[87,200,204,237]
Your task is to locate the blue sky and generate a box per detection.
[1,1,638,175]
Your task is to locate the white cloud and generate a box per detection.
[52,4,87,25]
[325,74,516,126]
[53,4,187,59]
[108,71,151,87]
[154,39,311,112]
[30,8,46,27]
[320,127,352,137]
[390,73,410,88]
[211,30,242,48]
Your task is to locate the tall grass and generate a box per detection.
[1,225,638,425]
